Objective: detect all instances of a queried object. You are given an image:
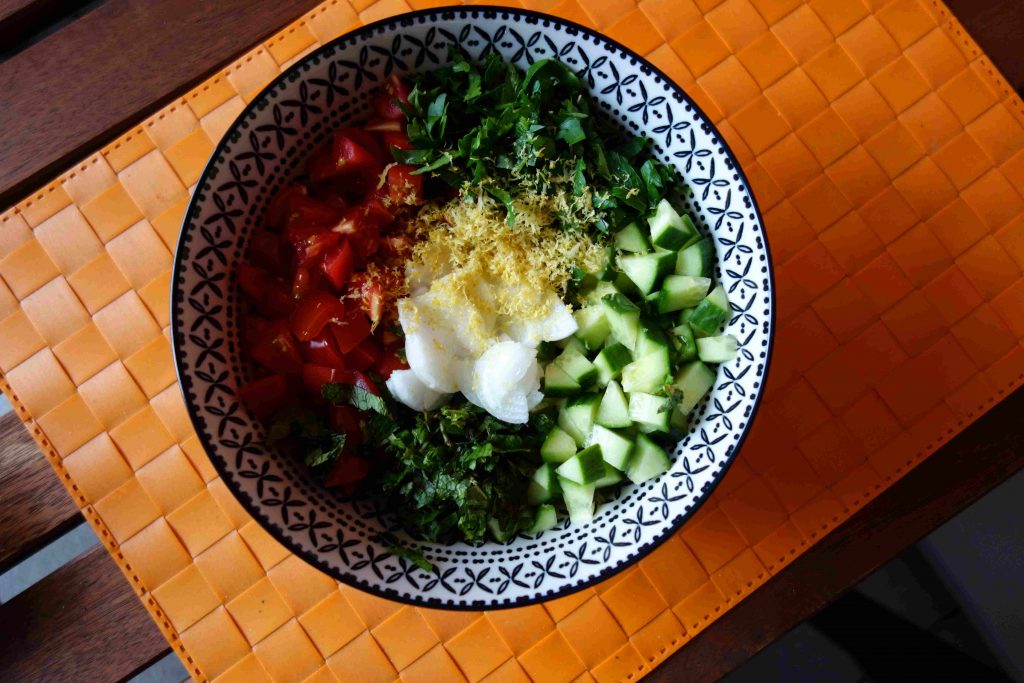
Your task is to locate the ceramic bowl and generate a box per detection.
[172,5,775,609]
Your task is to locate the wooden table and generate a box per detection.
[0,1,1022,680]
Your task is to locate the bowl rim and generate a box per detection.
[171,3,776,611]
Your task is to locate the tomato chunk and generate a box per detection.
[325,456,370,488]
[238,264,270,302]
[302,330,347,369]
[331,307,372,353]
[302,363,341,396]
[284,194,340,230]
[251,320,303,376]
[265,185,308,229]
[381,130,413,154]
[345,337,381,372]
[385,164,424,206]
[335,127,386,166]
[321,241,354,291]
[290,291,346,342]
[329,405,364,446]
[287,226,340,269]
[238,375,289,419]
[374,350,408,379]
[310,133,382,182]
[332,369,381,396]
[371,74,411,121]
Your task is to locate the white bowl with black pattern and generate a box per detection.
[172,5,775,609]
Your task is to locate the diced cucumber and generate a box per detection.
[671,324,697,361]
[527,463,561,505]
[544,362,580,397]
[678,307,695,325]
[564,394,601,444]
[558,406,586,446]
[528,504,559,534]
[574,305,610,351]
[625,434,671,484]
[657,275,711,314]
[589,424,635,470]
[635,324,670,358]
[696,335,739,364]
[647,199,697,250]
[621,349,671,394]
[541,426,578,464]
[612,270,641,298]
[675,238,714,278]
[618,252,675,295]
[554,348,598,389]
[585,280,618,306]
[556,335,587,354]
[628,392,671,433]
[594,343,633,386]
[488,517,514,542]
[672,360,716,416]
[592,463,625,488]
[688,284,731,335]
[596,380,632,429]
[601,294,642,350]
[537,340,560,363]
[556,445,605,485]
[559,477,596,523]
[614,221,650,253]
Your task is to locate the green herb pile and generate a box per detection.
[395,49,679,232]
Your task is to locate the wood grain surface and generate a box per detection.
[0,545,169,682]
[0,412,80,571]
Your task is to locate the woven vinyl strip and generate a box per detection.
[2,0,1024,681]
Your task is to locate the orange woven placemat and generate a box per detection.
[2,0,1024,681]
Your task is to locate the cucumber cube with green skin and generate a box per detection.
[559,477,596,523]
[628,392,671,433]
[678,307,695,325]
[614,221,650,253]
[574,305,610,350]
[541,426,578,464]
[621,349,671,394]
[585,280,618,306]
[554,348,598,389]
[696,334,739,364]
[618,252,676,295]
[625,434,671,484]
[544,362,580,397]
[601,293,642,350]
[688,284,731,335]
[488,517,515,542]
[564,393,601,443]
[671,324,698,361]
[596,380,632,428]
[527,463,561,505]
[556,335,587,354]
[672,361,716,416]
[647,199,698,250]
[592,463,625,488]
[658,275,712,313]
[612,270,641,298]
[528,504,559,534]
[634,324,670,358]
[594,343,633,386]
[558,406,587,446]
[588,424,635,470]
[556,445,606,485]
[675,238,714,277]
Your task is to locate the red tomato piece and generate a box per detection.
[329,405,364,446]
[381,130,413,153]
[287,226,340,268]
[325,456,370,488]
[291,266,314,299]
[284,194,339,229]
[349,272,385,326]
[302,330,347,369]
[311,134,381,181]
[371,74,411,121]
[237,375,289,419]
[374,350,408,379]
[259,281,296,318]
[385,164,424,206]
[335,127,386,165]
[378,329,402,348]
[359,196,394,227]
[243,315,270,350]
[331,307,372,354]
[265,184,307,229]
[346,337,381,372]
[238,264,270,302]
[302,363,341,396]
[251,320,303,376]
[249,230,285,270]
[321,240,355,291]
[333,369,381,396]
[290,291,346,342]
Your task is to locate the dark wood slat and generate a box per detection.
[945,0,1024,93]
[0,545,170,682]
[0,0,323,206]
[649,385,1024,682]
[0,0,91,55]
[0,411,80,571]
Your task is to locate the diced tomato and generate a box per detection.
[238,264,270,302]
[360,196,395,227]
[364,118,403,133]
[283,194,339,230]
[385,164,424,206]
[381,130,412,153]
[237,375,289,419]
[302,363,341,396]
[332,369,381,396]
[325,456,370,488]
[371,74,411,121]
[374,350,408,379]
[243,315,270,350]
[379,234,414,262]
[311,133,381,181]
[329,405,364,446]
[321,241,354,291]
[331,307,372,353]
[265,185,307,229]
[250,230,285,270]
[291,266,314,299]
[287,226,340,268]
[251,320,303,375]
[378,329,402,348]
[290,291,346,341]
[349,272,386,326]
[346,337,381,372]
[302,329,347,369]
[259,281,296,318]
[335,127,386,166]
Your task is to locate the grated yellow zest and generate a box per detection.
[409,189,607,322]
